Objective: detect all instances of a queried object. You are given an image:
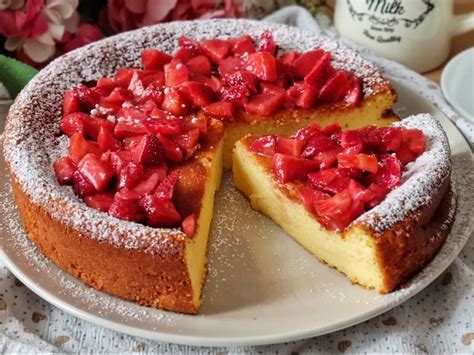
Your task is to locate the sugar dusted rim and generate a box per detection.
[3,19,394,251]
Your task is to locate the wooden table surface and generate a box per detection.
[326,0,474,84]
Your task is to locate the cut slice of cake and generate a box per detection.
[233,114,454,292]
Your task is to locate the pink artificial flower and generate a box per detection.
[0,0,48,38]
[102,0,238,34]
[58,23,103,53]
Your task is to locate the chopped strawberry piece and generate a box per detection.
[179,81,216,107]
[191,73,222,92]
[53,156,77,185]
[114,68,137,88]
[244,52,277,81]
[368,154,402,190]
[78,153,114,191]
[160,89,189,116]
[379,127,402,152]
[304,52,332,90]
[140,70,165,88]
[157,134,183,162]
[164,61,189,87]
[321,123,342,142]
[314,189,364,230]
[344,73,362,107]
[133,171,162,196]
[61,112,87,136]
[200,39,230,64]
[313,147,341,170]
[155,169,180,200]
[141,49,172,70]
[291,122,321,142]
[275,137,305,156]
[178,36,201,54]
[105,151,129,174]
[102,87,133,106]
[318,70,351,103]
[72,170,96,197]
[117,162,144,190]
[272,153,320,183]
[144,116,183,136]
[402,128,425,154]
[338,153,378,173]
[98,124,121,152]
[260,82,286,96]
[186,55,212,76]
[84,192,115,212]
[258,30,277,55]
[301,134,336,158]
[182,214,197,237]
[63,89,79,115]
[279,51,300,66]
[292,49,325,78]
[174,47,195,62]
[244,91,285,116]
[202,101,235,121]
[114,121,148,138]
[130,134,165,165]
[308,168,352,194]
[230,35,255,55]
[69,133,100,163]
[286,82,318,109]
[172,128,200,152]
[340,130,363,154]
[109,198,144,222]
[70,85,100,112]
[138,195,181,227]
[138,85,163,106]
[249,135,277,156]
[218,56,243,77]
[127,71,145,96]
[297,186,330,213]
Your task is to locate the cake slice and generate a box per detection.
[233,114,454,292]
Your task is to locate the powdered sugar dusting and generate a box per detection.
[2,19,391,252]
[358,114,452,234]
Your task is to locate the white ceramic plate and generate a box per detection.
[441,47,474,122]
[0,78,472,347]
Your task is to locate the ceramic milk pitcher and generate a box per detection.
[334,0,474,72]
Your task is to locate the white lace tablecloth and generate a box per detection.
[0,6,473,354]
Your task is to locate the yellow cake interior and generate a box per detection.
[182,89,397,308]
[233,141,386,291]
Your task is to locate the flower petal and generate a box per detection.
[23,37,55,63]
[146,0,177,22]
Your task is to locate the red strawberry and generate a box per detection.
[102,87,133,106]
[155,169,180,200]
[178,36,201,54]
[109,198,144,222]
[292,49,325,78]
[157,134,183,162]
[160,89,190,116]
[200,39,230,64]
[379,127,402,152]
[61,112,88,136]
[275,137,305,156]
[230,35,255,55]
[186,55,211,76]
[304,52,332,90]
[114,68,137,87]
[174,47,195,62]
[164,61,189,87]
[202,101,235,121]
[258,30,277,55]
[297,186,330,213]
[117,162,144,190]
[63,89,79,115]
[78,153,114,191]
[344,73,362,107]
[114,121,148,138]
[144,116,183,136]
[53,156,77,185]
[179,81,216,107]
[72,170,96,197]
[191,73,222,92]
[218,56,243,78]
[172,128,200,152]
[279,51,300,66]
[271,153,320,183]
[130,134,165,166]
[307,168,351,194]
[84,192,115,212]
[318,70,351,103]
[141,49,172,70]
[133,171,163,196]
[402,128,425,154]
[69,133,100,163]
[141,70,165,88]
[71,85,100,112]
[313,189,364,230]
[98,124,121,152]
[249,135,277,156]
[286,82,318,109]
[244,52,277,81]
[244,91,285,116]
[368,154,401,190]
[291,122,321,142]
[301,134,336,158]
[338,153,378,173]
[182,214,197,237]
[138,194,181,227]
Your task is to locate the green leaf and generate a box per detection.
[0,54,38,98]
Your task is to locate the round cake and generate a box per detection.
[2,19,453,314]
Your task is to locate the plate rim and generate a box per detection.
[440,47,474,122]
